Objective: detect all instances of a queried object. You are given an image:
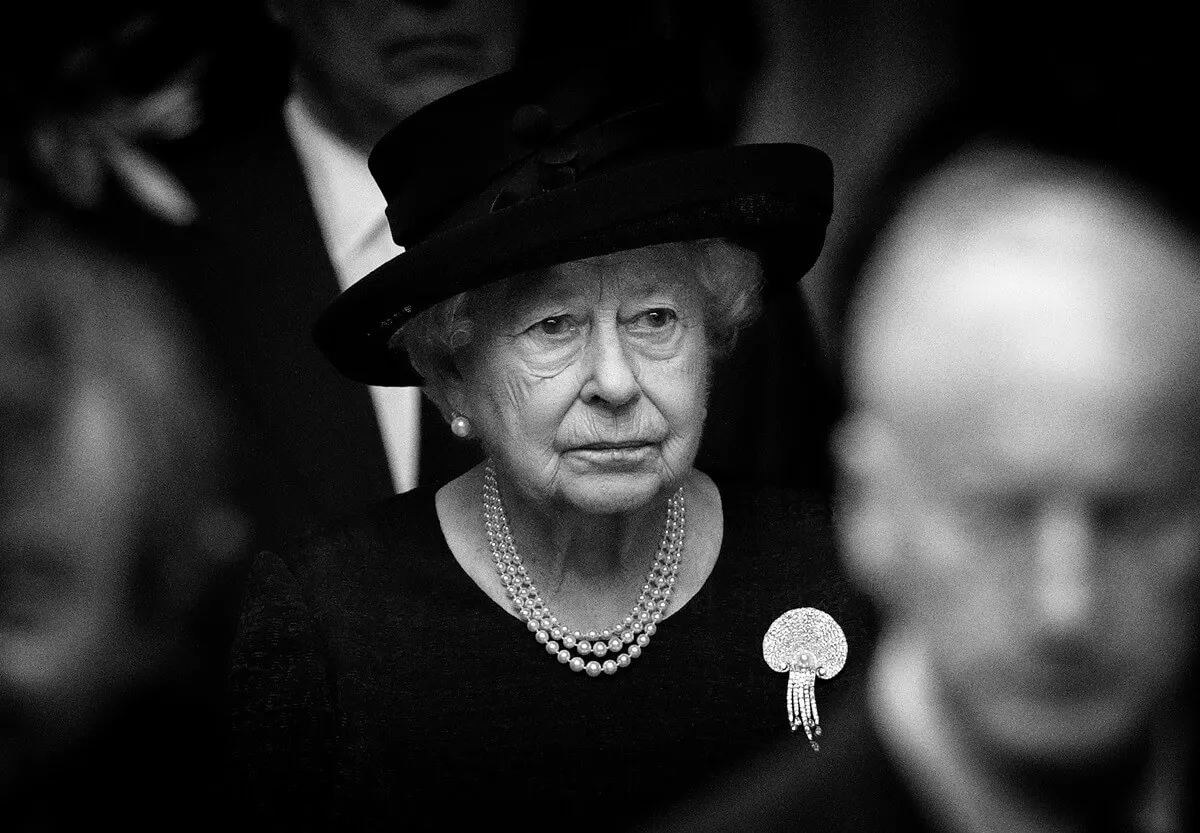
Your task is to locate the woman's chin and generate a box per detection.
[556,471,673,516]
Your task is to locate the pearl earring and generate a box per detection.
[450,414,472,438]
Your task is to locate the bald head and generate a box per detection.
[848,144,1200,452]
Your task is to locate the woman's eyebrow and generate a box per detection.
[625,281,687,303]
[508,287,584,316]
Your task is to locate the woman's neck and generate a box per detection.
[437,462,723,635]
[500,479,675,585]
[491,467,683,632]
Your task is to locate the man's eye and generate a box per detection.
[1094,497,1169,534]
[961,495,1037,533]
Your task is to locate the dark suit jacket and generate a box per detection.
[173,113,480,552]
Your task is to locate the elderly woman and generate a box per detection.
[228,48,859,831]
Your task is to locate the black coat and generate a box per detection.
[226,482,869,832]
[636,680,936,833]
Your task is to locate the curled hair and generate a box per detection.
[399,238,763,417]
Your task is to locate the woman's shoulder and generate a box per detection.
[255,485,449,596]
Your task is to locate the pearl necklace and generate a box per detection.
[482,463,685,677]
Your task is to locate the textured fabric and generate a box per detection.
[227,482,868,831]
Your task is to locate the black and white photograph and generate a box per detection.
[2,2,1196,831]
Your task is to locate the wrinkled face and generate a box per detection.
[845,168,1200,767]
[275,0,524,146]
[453,251,712,515]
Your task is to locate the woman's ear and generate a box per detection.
[435,358,470,423]
[832,411,905,601]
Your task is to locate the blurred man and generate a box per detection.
[644,141,1199,832]
[179,1,526,547]
[834,144,1200,832]
[269,0,525,157]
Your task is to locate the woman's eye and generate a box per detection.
[529,316,575,338]
[631,309,678,330]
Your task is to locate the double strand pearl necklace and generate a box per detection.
[482,463,685,677]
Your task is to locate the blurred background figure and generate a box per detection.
[1,6,247,827]
[0,191,247,829]
[638,5,1199,831]
[827,141,1200,833]
[644,124,1200,833]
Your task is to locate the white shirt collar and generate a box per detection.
[282,92,394,274]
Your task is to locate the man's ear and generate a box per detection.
[832,411,905,599]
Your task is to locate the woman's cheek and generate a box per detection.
[518,340,582,377]
[664,342,711,417]
[489,364,568,443]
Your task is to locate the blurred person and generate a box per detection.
[639,126,1200,832]
[267,0,527,157]
[0,1,217,262]
[226,48,861,831]
[0,189,246,829]
[832,144,1200,832]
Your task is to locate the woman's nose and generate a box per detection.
[1032,502,1097,636]
[579,323,639,408]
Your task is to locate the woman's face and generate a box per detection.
[454,251,712,515]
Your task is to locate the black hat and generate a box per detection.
[314,44,833,386]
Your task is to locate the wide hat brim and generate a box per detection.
[313,142,832,386]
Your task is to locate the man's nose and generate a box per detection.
[1032,502,1098,636]
[580,323,639,409]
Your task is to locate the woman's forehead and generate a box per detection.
[502,251,696,308]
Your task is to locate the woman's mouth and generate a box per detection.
[565,441,658,467]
